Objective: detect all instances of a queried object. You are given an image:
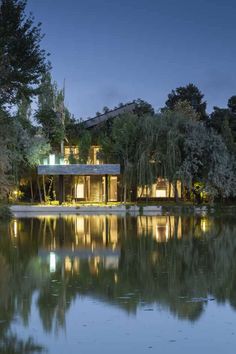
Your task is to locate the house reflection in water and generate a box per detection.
[72,215,118,248]
[10,214,213,277]
[37,215,120,276]
[137,215,182,242]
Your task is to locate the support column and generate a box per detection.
[59,175,65,205]
[105,175,109,204]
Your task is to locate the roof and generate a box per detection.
[38,164,120,176]
[82,102,136,129]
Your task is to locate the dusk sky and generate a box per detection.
[28,0,236,119]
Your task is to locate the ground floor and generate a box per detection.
[37,162,182,204]
[137,179,182,199]
[57,176,182,203]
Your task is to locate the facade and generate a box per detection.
[38,151,120,204]
[37,105,182,203]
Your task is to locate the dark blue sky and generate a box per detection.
[28,0,236,118]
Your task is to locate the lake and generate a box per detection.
[0,213,236,353]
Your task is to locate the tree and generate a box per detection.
[133,99,155,116]
[154,104,196,200]
[0,129,11,199]
[100,113,144,202]
[209,98,236,155]
[228,96,236,114]
[164,84,207,121]
[77,131,91,164]
[0,0,48,106]
[180,123,236,201]
[35,72,66,151]
[102,106,109,114]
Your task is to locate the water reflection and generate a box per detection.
[1,214,236,352]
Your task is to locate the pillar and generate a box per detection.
[105,175,109,204]
[59,175,65,204]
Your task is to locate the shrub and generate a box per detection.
[0,204,12,220]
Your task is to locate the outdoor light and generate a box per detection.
[59,157,65,165]
[49,154,55,165]
[13,220,18,238]
[49,252,56,273]
[43,158,48,165]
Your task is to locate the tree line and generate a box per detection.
[0,0,236,203]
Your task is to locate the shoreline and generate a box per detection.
[8,203,232,217]
[10,204,162,217]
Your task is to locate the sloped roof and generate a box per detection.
[82,102,136,129]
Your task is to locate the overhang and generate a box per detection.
[37,164,120,176]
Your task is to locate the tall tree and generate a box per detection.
[209,96,236,155]
[133,99,155,116]
[164,83,207,121]
[35,72,65,151]
[0,0,48,106]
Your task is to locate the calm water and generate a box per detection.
[0,213,236,353]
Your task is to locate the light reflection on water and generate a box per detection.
[0,214,236,353]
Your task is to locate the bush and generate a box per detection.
[0,204,12,220]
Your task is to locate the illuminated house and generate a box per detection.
[37,103,182,203]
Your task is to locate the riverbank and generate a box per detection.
[10,204,162,217]
[9,202,236,217]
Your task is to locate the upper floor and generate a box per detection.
[64,145,102,165]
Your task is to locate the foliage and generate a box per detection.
[0,0,48,106]
[100,112,145,201]
[0,109,16,197]
[209,102,236,155]
[164,83,207,121]
[78,130,91,163]
[0,204,12,219]
[180,123,236,199]
[35,72,65,149]
[133,98,155,116]
[26,135,50,167]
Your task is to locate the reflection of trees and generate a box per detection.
[0,223,46,353]
[0,213,236,344]
[0,335,44,354]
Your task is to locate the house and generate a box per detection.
[37,103,182,203]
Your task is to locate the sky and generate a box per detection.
[27,0,236,119]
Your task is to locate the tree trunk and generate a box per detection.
[174,181,179,202]
[168,181,171,200]
[123,182,127,204]
[37,176,42,203]
[30,177,34,202]
[42,175,46,202]
[145,185,148,204]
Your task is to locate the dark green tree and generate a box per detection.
[133,98,155,116]
[35,72,65,151]
[0,0,48,106]
[164,83,207,121]
[228,95,236,114]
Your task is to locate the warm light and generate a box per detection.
[105,256,119,269]
[156,189,167,198]
[13,219,18,238]
[49,154,55,165]
[201,218,209,233]
[49,252,56,273]
[165,224,169,241]
[65,256,72,272]
[73,258,80,273]
[156,225,159,241]
[114,273,118,283]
